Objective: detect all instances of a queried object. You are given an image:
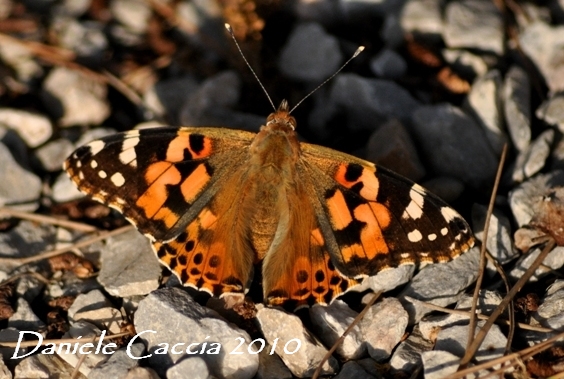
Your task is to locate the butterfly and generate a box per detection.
[64,99,474,310]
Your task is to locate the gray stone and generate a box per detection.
[309,300,365,359]
[389,326,433,374]
[256,346,293,379]
[67,289,122,334]
[400,0,443,36]
[508,170,564,227]
[369,49,406,79]
[255,305,338,377]
[381,14,404,48]
[52,172,84,202]
[399,246,480,323]
[0,142,41,212]
[279,22,343,83]
[536,92,564,133]
[89,344,144,379]
[134,287,258,379]
[360,297,408,361]
[512,129,554,182]
[0,39,44,85]
[0,358,11,379]
[443,0,504,55]
[310,73,420,133]
[534,280,564,330]
[34,138,75,172]
[365,119,426,181]
[472,204,519,267]
[51,0,91,17]
[8,298,45,331]
[442,49,489,77]
[421,350,460,379]
[179,71,264,133]
[420,176,465,203]
[167,357,211,379]
[464,70,506,155]
[110,0,151,34]
[503,66,531,152]
[145,75,199,122]
[0,108,52,147]
[98,229,161,297]
[125,367,160,379]
[0,221,56,271]
[15,273,44,303]
[14,354,81,379]
[57,321,111,377]
[519,21,564,93]
[41,67,110,127]
[419,290,503,341]
[0,328,27,363]
[409,104,497,188]
[366,265,415,295]
[435,321,506,362]
[508,245,564,282]
[333,361,376,379]
[52,18,108,62]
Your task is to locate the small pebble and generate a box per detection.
[0,108,52,148]
[536,92,564,133]
[512,129,554,182]
[503,66,532,152]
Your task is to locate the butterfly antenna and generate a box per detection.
[225,23,276,112]
[289,45,365,114]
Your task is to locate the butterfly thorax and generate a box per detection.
[245,105,302,260]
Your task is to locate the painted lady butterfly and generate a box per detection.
[64,100,474,309]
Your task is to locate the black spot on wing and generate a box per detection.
[344,163,363,182]
[189,134,205,154]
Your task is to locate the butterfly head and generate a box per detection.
[265,100,297,132]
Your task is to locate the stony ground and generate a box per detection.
[1,0,564,378]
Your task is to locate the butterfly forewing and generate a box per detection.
[64,127,255,241]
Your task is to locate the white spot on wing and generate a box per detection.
[407,229,423,242]
[90,160,98,168]
[78,171,84,180]
[87,140,105,156]
[403,185,425,219]
[98,170,107,178]
[441,227,448,236]
[441,207,459,222]
[119,133,140,165]
[428,233,437,241]
[110,172,125,187]
[76,161,82,168]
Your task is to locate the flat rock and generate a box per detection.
[536,92,564,132]
[134,287,258,379]
[409,104,497,188]
[369,48,407,79]
[166,357,211,379]
[472,204,519,267]
[41,66,110,127]
[464,70,506,155]
[34,138,76,172]
[508,170,564,227]
[508,245,564,282]
[512,129,554,182]
[14,354,83,379]
[256,346,293,379]
[333,361,376,379]
[503,65,532,152]
[366,264,416,294]
[309,300,365,359]
[435,320,507,362]
[97,228,161,297]
[309,73,420,133]
[255,305,338,377]
[0,220,56,268]
[399,246,480,323]
[360,297,408,361]
[0,142,42,212]
[365,119,426,181]
[389,326,433,374]
[0,108,52,148]
[519,21,564,93]
[443,0,504,55]
[421,350,460,379]
[8,298,45,331]
[279,22,343,82]
[400,0,443,36]
[67,289,122,334]
[89,344,144,379]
